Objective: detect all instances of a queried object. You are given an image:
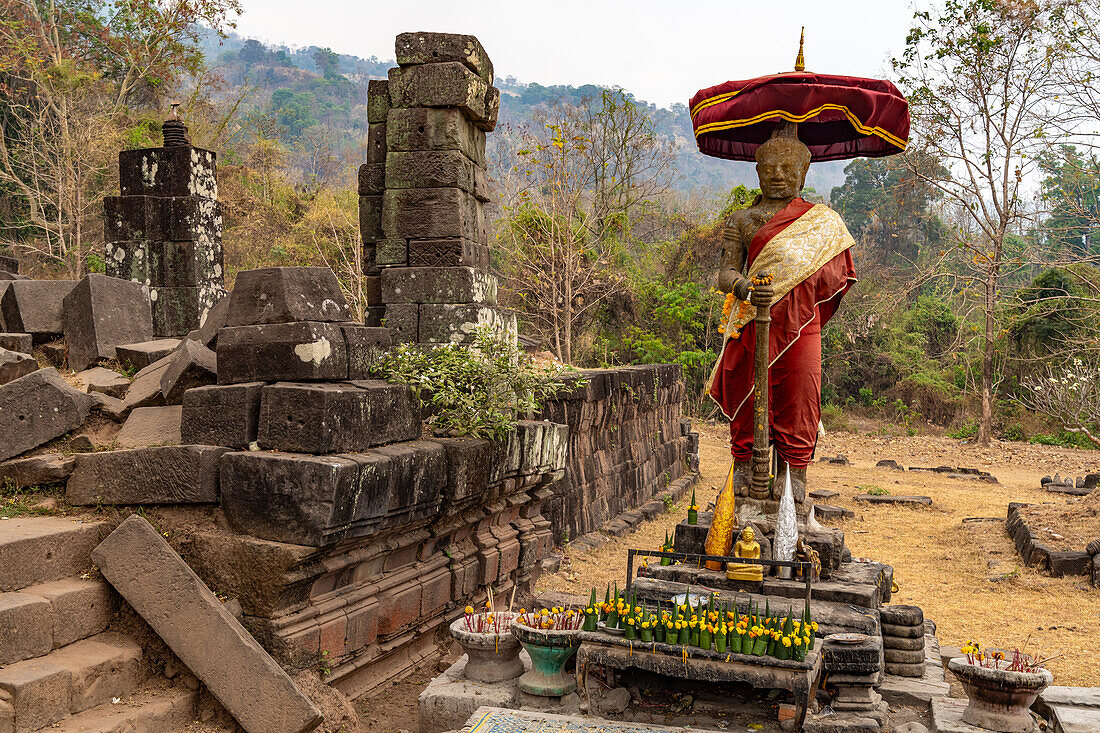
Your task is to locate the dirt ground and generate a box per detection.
[537,420,1100,687]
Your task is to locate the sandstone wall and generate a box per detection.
[539,364,699,543]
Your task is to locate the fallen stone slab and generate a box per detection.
[1049,705,1100,733]
[91,515,322,733]
[0,347,38,385]
[815,504,855,520]
[0,280,77,341]
[876,459,904,470]
[0,368,93,462]
[256,380,419,453]
[63,274,153,370]
[88,391,127,421]
[225,267,349,327]
[0,517,106,592]
[181,382,263,448]
[456,707,693,732]
[67,445,226,505]
[854,494,932,506]
[115,405,183,448]
[1039,686,1100,709]
[74,366,130,399]
[160,338,217,403]
[114,339,182,370]
[0,333,32,353]
[120,355,171,415]
[810,488,840,500]
[217,321,348,384]
[0,453,76,487]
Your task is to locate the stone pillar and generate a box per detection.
[360,32,515,345]
[103,113,225,336]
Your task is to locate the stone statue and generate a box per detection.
[727,526,764,582]
[706,120,857,525]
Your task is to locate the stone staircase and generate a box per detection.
[0,517,198,732]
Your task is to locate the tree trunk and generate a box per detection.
[978,266,997,446]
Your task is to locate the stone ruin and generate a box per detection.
[0,32,702,733]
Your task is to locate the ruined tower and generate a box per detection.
[360,32,515,344]
[103,107,225,336]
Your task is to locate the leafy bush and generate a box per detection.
[1000,424,1028,442]
[1029,431,1095,449]
[378,326,575,440]
[820,404,850,432]
[947,421,979,439]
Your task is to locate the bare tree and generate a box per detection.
[1017,358,1100,446]
[894,0,1075,444]
[0,0,239,274]
[494,89,676,363]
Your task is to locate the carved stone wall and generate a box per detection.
[539,364,698,543]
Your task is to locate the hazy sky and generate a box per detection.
[233,0,918,108]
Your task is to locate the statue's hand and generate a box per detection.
[750,273,774,307]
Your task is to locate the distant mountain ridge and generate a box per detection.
[198,30,846,195]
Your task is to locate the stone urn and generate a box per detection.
[948,657,1053,732]
[511,619,581,696]
[449,613,524,683]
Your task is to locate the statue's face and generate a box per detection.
[756,153,806,200]
[742,527,755,541]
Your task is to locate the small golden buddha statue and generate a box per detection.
[727,526,764,582]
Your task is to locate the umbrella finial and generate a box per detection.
[794,27,806,72]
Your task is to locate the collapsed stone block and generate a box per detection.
[114,338,182,370]
[67,445,226,505]
[386,107,486,166]
[118,146,217,199]
[0,368,92,461]
[382,187,481,241]
[217,321,348,384]
[181,382,264,448]
[395,32,494,81]
[120,355,170,414]
[160,338,217,403]
[0,333,32,353]
[388,62,489,124]
[0,454,76,487]
[381,267,496,305]
[115,405,183,448]
[192,291,230,346]
[226,267,350,326]
[91,515,323,733]
[257,380,419,453]
[63,274,154,370]
[74,366,130,398]
[0,280,77,342]
[0,348,38,386]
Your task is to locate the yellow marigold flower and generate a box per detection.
[465,606,474,614]
[782,637,792,647]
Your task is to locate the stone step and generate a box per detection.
[0,632,146,732]
[49,682,198,733]
[0,578,118,665]
[0,518,105,592]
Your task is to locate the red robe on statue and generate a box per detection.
[709,198,857,468]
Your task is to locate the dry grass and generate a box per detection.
[537,420,1100,686]
[1020,491,1100,552]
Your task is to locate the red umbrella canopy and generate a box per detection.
[689,71,910,162]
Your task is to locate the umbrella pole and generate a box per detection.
[750,275,772,500]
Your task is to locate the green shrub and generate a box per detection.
[378,326,575,440]
[821,404,850,432]
[947,421,979,439]
[1000,424,1028,442]
[1029,431,1096,449]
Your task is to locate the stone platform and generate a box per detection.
[454,707,697,732]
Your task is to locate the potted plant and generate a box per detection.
[512,608,584,697]
[947,642,1053,733]
[450,604,524,683]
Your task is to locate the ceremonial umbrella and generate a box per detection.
[689,35,910,161]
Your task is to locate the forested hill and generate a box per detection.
[198,31,846,195]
